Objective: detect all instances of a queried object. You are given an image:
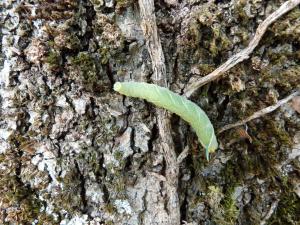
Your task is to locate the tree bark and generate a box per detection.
[0,0,299,224]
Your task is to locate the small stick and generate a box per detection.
[218,91,299,134]
[138,0,178,178]
[184,0,300,98]
[164,0,178,6]
[260,200,279,225]
[139,0,181,224]
[177,146,189,164]
[139,0,168,87]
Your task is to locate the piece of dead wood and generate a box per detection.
[260,200,280,225]
[164,0,178,6]
[139,0,180,224]
[218,91,300,134]
[138,0,177,178]
[177,145,189,164]
[184,0,300,98]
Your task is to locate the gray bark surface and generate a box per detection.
[0,0,299,224]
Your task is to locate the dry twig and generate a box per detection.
[184,0,300,97]
[260,200,280,225]
[218,91,299,134]
[177,145,189,164]
[164,0,178,6]
[139,0,180,224]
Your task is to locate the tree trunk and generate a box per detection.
[0,0,299,224]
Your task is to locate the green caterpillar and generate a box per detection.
[114,81,218,160]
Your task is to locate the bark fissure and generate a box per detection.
[75,160,88,214]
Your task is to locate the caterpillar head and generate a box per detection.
[113,82,122,92]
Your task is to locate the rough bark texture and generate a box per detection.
[0,0,300,225]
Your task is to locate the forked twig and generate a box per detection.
[184,0,300,97]
[218,91,299,134]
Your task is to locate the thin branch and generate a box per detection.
[139,0,178,174]
[139,0,180,224]
[177,145,189,164]
[260,200,280,225]
[164,0,178,6]
[139,0,167,87]
[218,91,299,134]
[184,0,300,98]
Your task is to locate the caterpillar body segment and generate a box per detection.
[114,81,218,159]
